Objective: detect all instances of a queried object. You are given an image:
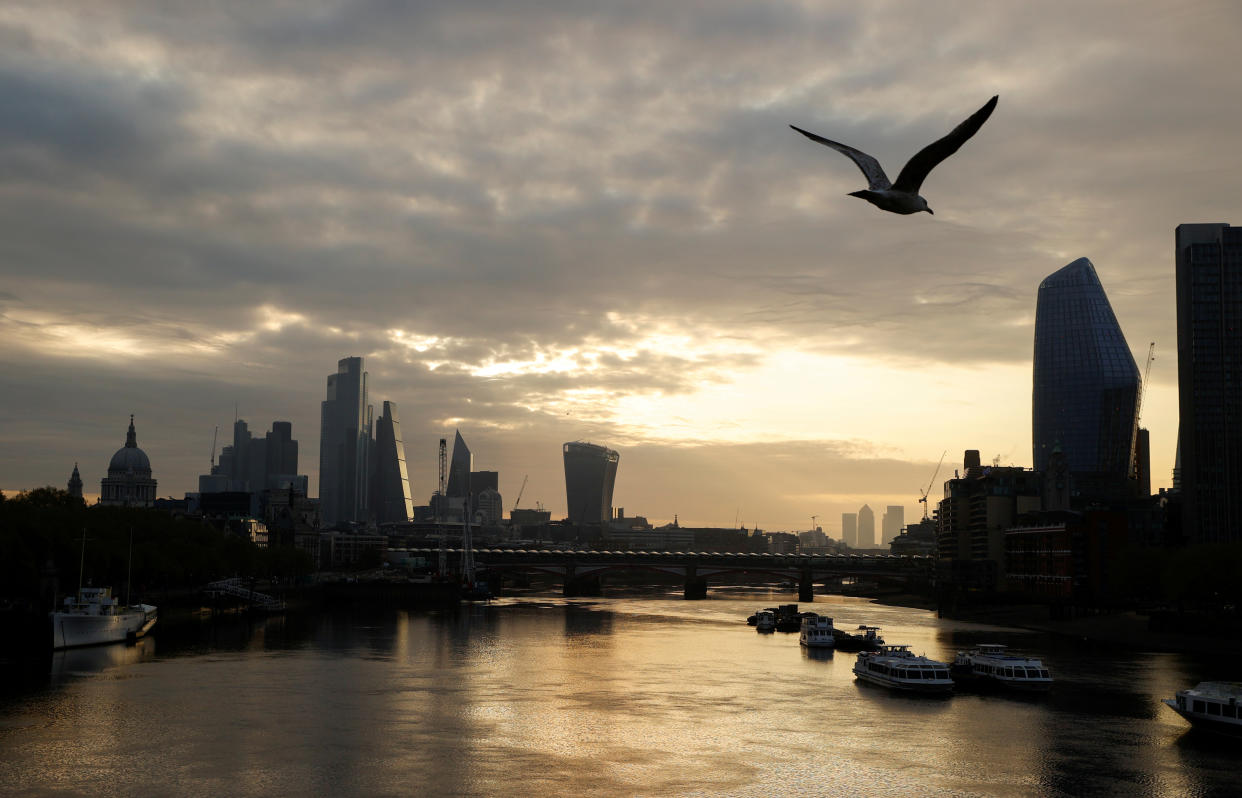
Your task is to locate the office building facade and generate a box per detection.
[841,513,858,547]
[857,504,875,548]
[563,441,619,525]
[1032,257,1141,498]
[1176,223,1242,543]
[882,505,904,545]
[319,356,372,526]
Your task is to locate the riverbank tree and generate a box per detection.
[0,487,312,607]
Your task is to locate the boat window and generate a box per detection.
[1040,670,1050,679]
[937,671,948,679]
[1225,705,1237,719]
[1208,702,1221,716]
[1194,700,1206,714]
[1004,668,1013,677]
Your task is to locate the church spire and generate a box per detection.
[68,462,83,498]
[125,415,137,448]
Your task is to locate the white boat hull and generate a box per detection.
[51,606,157,650]
[853,667,954,693]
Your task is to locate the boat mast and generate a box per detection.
[462,491,475,585]
[126,527,133,606]
[77,528,87,599]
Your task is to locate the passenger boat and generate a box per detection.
[754,610,776,632]
[852,644,954,693]
[774,604,803,632]
[834,624,885,651]
[799,614,835,649]
[1163,682,1242,734]
[952,644,1053,691]
[50,586,157,650]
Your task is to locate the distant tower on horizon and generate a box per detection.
[1032,257,1140,499]
[1176,223,1242,543]
[882,505,904,545]
[857,504,875,548]
[841,512,858,547]
[100,415,157,507]
[445,429,474,499]
[67,463,83,499]
[372,401,413,524]
[563,441,619,525]
[319,356,372,526]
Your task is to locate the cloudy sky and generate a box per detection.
[2,1,1238,534]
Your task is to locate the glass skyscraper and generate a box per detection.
[372,401,413,524]
[319,356,372,526]
[1176,223,1242,544]
[1032,257,1140,492]
[563,441,619,525]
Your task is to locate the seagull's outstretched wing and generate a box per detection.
[790,124,891,190]
[892,95,997,194]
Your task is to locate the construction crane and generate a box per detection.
[1136,342,1156,425]
[513,475,528,512]
[918,450,948,520]
[208,425,218,469]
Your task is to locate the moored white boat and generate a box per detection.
[853,644,954,693]
[1163,682,1242,734]
[50,587,157,650]
[799,614,835,648]
[754,609,776,632]
[952,644,1053,691]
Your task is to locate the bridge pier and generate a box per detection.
[684,577,707,600]
[682,565,707,600]
[799,568,814,603]
[563,566,602,597]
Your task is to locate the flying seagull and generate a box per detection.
[790,95,998,215]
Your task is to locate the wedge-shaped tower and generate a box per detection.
[373,401,413,524]
[1032,258,1140,495]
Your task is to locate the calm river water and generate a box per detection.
[0,589,1236,797]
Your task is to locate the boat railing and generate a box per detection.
[205,578,286,611]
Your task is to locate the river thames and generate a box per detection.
[0,590,1236,797]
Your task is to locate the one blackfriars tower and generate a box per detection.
[1032,257,1141,499]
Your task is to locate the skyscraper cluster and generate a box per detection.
[319,356,415,528]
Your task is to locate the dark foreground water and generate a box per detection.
[0,589,1236,797]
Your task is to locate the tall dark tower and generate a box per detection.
[319,356,372,526]
[1176,223,1242,543]
[1032,258,1141,499]
[563,441,619,525]
[445,430,473,499]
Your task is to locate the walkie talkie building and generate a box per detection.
[563,441,619,525]
[1032,257,1141,495]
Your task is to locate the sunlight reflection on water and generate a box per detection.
[0,591,1236,797]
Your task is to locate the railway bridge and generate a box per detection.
[396,548,934,600]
